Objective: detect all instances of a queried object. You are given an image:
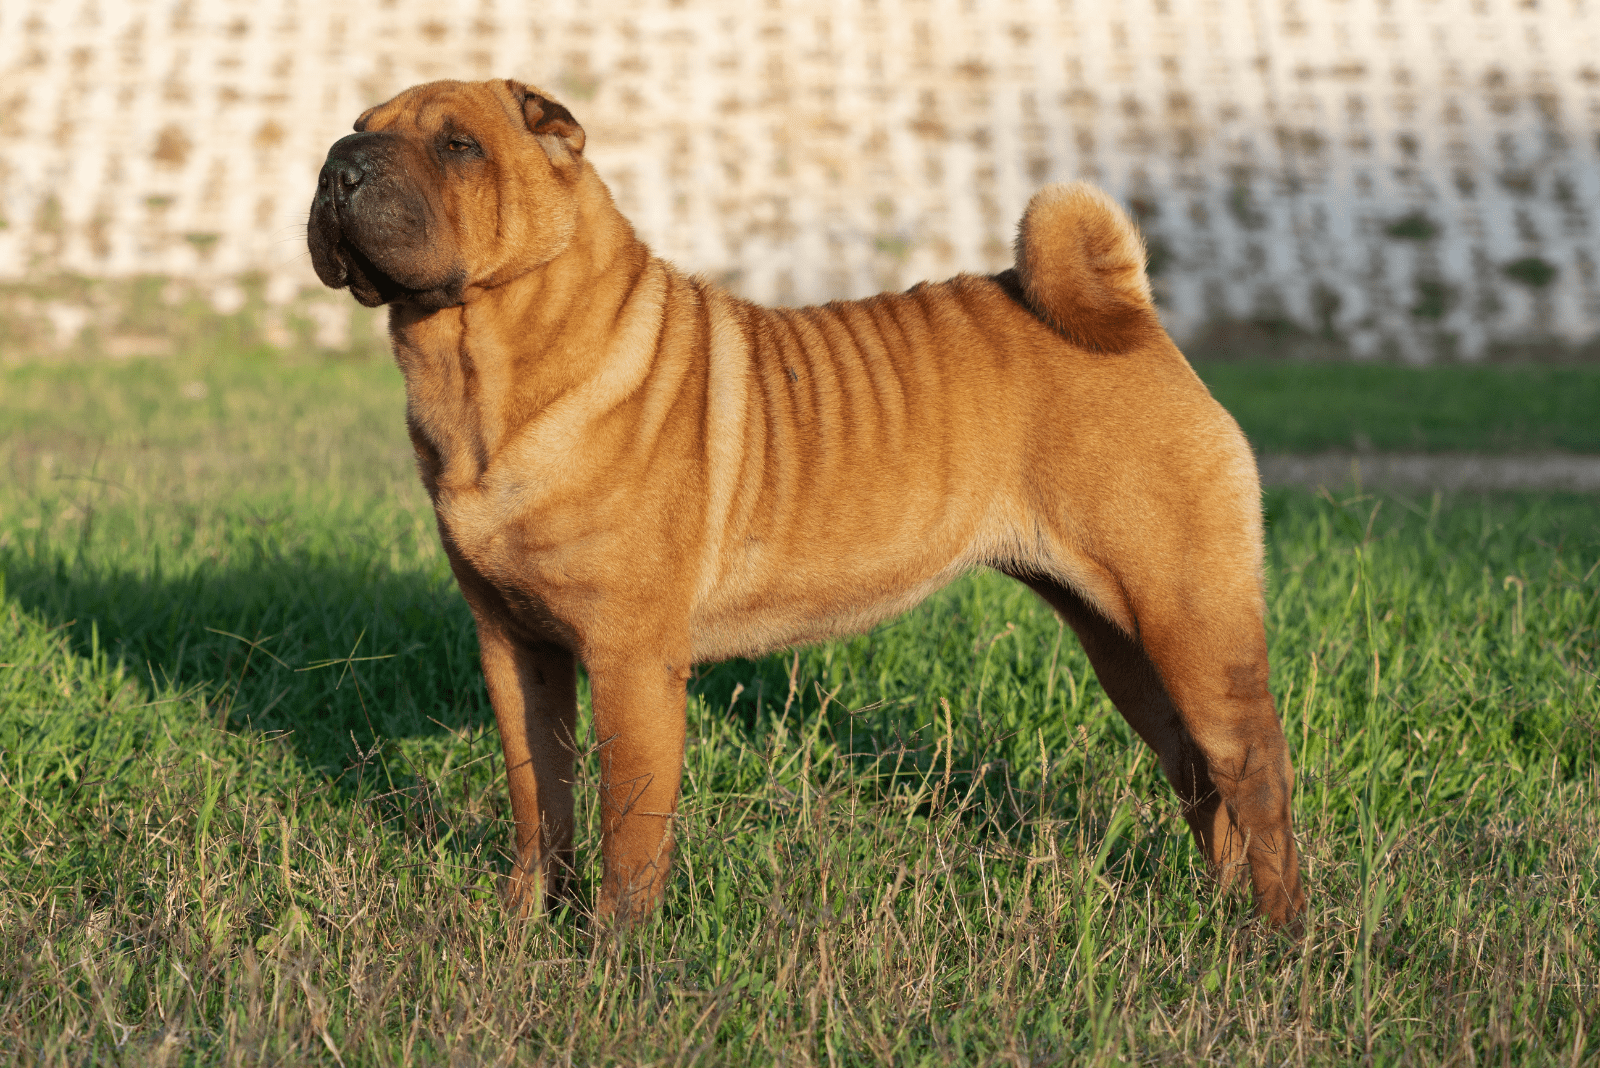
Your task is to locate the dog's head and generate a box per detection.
[308,79,587,308]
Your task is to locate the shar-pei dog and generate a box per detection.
[308,78,1305,928]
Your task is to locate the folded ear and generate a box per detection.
[505,80,586,162]
[353,105,379,133]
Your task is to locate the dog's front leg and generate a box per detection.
[474,622,579,916]
[586,651,690,923]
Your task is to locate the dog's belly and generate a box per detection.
[686,554,974,664]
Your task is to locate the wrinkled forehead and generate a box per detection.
[358,80,516,136]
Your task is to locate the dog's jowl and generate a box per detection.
[309,78,1306,927]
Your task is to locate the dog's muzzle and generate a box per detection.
[308,133,462,307]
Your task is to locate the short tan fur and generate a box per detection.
[308,78,1305,927]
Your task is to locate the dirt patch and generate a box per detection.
[1259,452,1600,493]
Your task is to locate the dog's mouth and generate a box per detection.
[330,232,419,309]
[308,179,466,310]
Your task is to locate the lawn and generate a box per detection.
[1,345,1597,1064]
[1194,360,1600,454]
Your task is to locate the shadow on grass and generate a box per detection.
[0,543,886,775]
[1,547,489,771]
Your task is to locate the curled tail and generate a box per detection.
[1012,182,1163,355]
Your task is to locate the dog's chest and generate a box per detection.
[428,487,581,637]
[427,453,673,643]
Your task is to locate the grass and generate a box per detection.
[0,344,1597,1064]
[1194,360,1600,454]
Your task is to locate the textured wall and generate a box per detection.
[3,0,1599,360]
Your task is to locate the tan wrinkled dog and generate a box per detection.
[308,78,1306,927]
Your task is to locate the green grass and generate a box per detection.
[1,347,1598,1064]
[1196,361,1600,454]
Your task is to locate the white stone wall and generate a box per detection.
[3,0,1598,360]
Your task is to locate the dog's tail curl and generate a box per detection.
[1012,182,1163,355]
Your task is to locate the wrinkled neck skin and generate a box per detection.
[388,164,654,498]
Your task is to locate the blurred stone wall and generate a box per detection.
[3,0,1598,361]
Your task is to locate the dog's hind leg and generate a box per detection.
[1009,570,1305,927]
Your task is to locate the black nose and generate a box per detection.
[318,133,385,200]
[331,160,363,190]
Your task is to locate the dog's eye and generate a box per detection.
[446,137,477,153]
